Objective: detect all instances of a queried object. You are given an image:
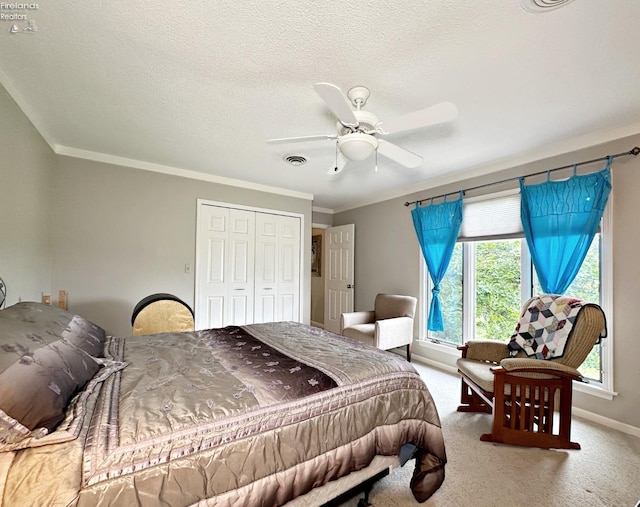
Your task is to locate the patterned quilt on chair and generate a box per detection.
[508,295,586,360]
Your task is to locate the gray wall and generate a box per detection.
[0,85,54,304]
[335,134,640,429]
[312,210,333,227]
[51,156,312,337]
[1,81,313,338]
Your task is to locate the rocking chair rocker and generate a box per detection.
[456,294,606,450]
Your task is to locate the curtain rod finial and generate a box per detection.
[631,146,640,156]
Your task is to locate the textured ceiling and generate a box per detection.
[1,1,640,211]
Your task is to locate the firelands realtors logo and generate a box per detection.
[1,2,39,34]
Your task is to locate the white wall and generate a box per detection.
[0,85,54,304]
[334,134,640,429]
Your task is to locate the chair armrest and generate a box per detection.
[459,340,510,363]
[498,358,582,380]
[340,311,375,333]
[375,316,414,350]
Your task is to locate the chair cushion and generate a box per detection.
[458,358,556,401]
[342,324,375,347]
[457,358,495,393]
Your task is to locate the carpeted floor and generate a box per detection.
[338,362,640,507]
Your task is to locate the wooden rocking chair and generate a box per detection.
[456,295,606,450]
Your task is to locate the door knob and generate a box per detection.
[347,284,354,289]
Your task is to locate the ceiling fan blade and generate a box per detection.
[377,139,422,168]
[267,134,337,144]
[314,83,358,125]
[382,101,458,134]
[328,151,348,175]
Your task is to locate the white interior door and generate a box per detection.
[324,224,355,334]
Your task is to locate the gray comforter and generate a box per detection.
[2,322,446,506]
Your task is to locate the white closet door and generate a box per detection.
[196,205,255,329]
[254,213,300,323]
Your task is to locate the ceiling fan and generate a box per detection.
[268,83,458,174]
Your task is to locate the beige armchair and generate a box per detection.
[340,293,417,361]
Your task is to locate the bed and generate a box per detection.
[0,302,446,506]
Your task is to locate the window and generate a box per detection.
[420,190,613,394]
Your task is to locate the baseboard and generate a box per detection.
[411,352,640,439]
[412,352,458,375]
[310,320,324,329]
[573,407,640,438]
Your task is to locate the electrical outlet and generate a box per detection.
[185,263,193,274]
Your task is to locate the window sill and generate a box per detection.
[573,380,617,401]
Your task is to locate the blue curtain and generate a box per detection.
[411,196,463,331]
[520,158,612,294]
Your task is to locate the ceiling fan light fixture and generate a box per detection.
[338,133,378,161]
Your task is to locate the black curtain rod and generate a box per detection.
[404,146,640,207]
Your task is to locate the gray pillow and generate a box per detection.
[0,339,101,436]
[0,302,115,450]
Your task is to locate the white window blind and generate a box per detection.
[458,192,523,241]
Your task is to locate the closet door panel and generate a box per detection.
[227,209,255,326]
[279,294,295,321]
[276,216,300,321]
[255,293,276,324]
[255,213,279,323]
[206,296,225,329]
[230,294,250,325]
[196,206,230,329]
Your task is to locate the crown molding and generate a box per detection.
[312,206,335,214]
[55,145,314,201]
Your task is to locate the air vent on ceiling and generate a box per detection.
[284,154,307,166]
[521,0,576,13]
